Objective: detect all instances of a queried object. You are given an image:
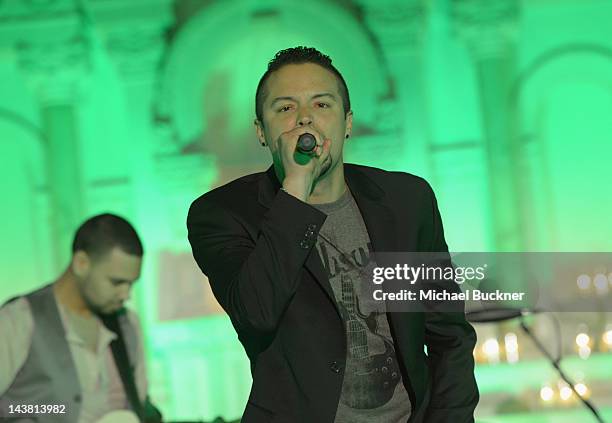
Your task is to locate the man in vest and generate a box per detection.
[0,213,160,423]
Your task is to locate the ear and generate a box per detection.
[254,119,267,147]
[72,250,91,279]
[344,110,353,139]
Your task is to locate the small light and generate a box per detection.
[482,338,500,364]
[578,345,591,359]
[483,338,499,354]
[602,328,612,352]
[577,274,591,290]
[593,274,609,294]
[505,333,518,351]
[540,386,554,402]
[560,386,573,401]
[576,333,590,348]
[504,332,519,363]
[575,383,588,397]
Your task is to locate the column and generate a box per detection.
[452,0,523,251]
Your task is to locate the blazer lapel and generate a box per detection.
[345,165,398,253]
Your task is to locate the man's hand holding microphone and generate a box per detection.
[278,124,331,202]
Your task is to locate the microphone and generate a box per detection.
[296,133,316,154]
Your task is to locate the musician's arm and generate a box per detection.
[0,298,34,396]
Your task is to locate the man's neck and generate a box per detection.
[53,272,92,317]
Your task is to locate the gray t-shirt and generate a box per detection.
[313,188,411,423]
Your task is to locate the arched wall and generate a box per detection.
[516,45,612,251]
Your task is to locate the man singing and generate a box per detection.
[188,46,478,422]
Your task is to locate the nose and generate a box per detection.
[297,108,313,127]
[118,285,131,302]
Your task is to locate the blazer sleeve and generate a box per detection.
[187,189,326,336]
[422,182,479,423]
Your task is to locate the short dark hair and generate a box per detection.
[255,46,351,124]
[72,213,143,259]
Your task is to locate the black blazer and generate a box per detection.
[187,164,478,423]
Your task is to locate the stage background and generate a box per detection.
[0,0,611,421]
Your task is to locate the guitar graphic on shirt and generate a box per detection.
[338,273,401,409]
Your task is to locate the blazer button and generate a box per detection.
[74,394,82,403]
[300,240,310,249]
[330,361,341,374]
[307,224,317,231]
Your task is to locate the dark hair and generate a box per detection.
[255,46,351,124]
[72,213,143,259]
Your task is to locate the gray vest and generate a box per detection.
[0,284,138,423]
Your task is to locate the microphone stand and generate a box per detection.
[519,315,606,423]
